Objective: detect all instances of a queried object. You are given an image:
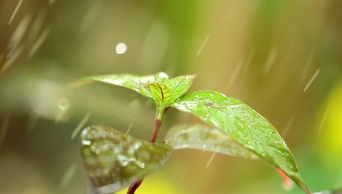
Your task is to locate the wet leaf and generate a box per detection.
[171,90,310,193]
[80,126,172,194]
[161,74,195,105]
[148,83,172,106]
[312,189,342,194]
[71,72,195,107]
[164,124,260,160]
[71,72,169,101]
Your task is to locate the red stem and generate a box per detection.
[149,119,162,143]
[126,107,168,194]
[127,179,143,194]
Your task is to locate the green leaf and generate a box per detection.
[164,124,260,160]
[148,83,172,106]
[312,189,342,194]
[71,72,169,101]
[171,90,310,193]
[71,72,195,107]
[81,126,172,194]
[162,74,196,105]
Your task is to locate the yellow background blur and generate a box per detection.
[0,0,342,193]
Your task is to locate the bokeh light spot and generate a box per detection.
[116,43,127,54]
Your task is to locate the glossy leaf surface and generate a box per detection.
[81,126,172,194]
[148,83,172,106]
[171,90,310,193]
[72,72,195,107]
[161,74,195,105]
[164,124,260,160]
[312,189,342,194]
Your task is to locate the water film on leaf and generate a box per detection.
[164,124,260,160]
[80,126,172,194]
[171,90,310,193]
[71,72,195,108]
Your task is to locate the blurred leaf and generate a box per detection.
[80,126,172,194]
[275,168,294,190]
[317,79,342,168]
[312,189,342,194]
[165,124,260,160]
[171,90,310,193]
[71,72,195,107]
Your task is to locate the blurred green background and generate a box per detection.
[1,0,342,193]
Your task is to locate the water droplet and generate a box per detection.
[263,47,278,76]
[116,43,127,54]
[71,112,91,140]
[60,163,77,188]
[8,13,31,52]
[79,2,103,32]
[82,139,91,145]
[281,117,294,138]
[300,52,314,85]
[196,34,209,57]
[104,78,124,85]
[318,104,330,134]
[158,72,169,79]
[28,26,51,58]
[205,152,217,169]
[125,122,133,135]
[28,8,47,44]
[228,59,244,88]
[9,0,24,24]
[303,68,320,92]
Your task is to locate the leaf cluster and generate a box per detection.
[72,72,310,194]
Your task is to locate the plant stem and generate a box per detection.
[126,106,169,194]
[149,119,162,142]
[127,179,143,194]
[149,106,168,142]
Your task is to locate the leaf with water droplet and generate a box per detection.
[71,72,195,108]
[80,126,172,194]
[164,124,260,160]
[171,90,310,193]
[70,72,168,100]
